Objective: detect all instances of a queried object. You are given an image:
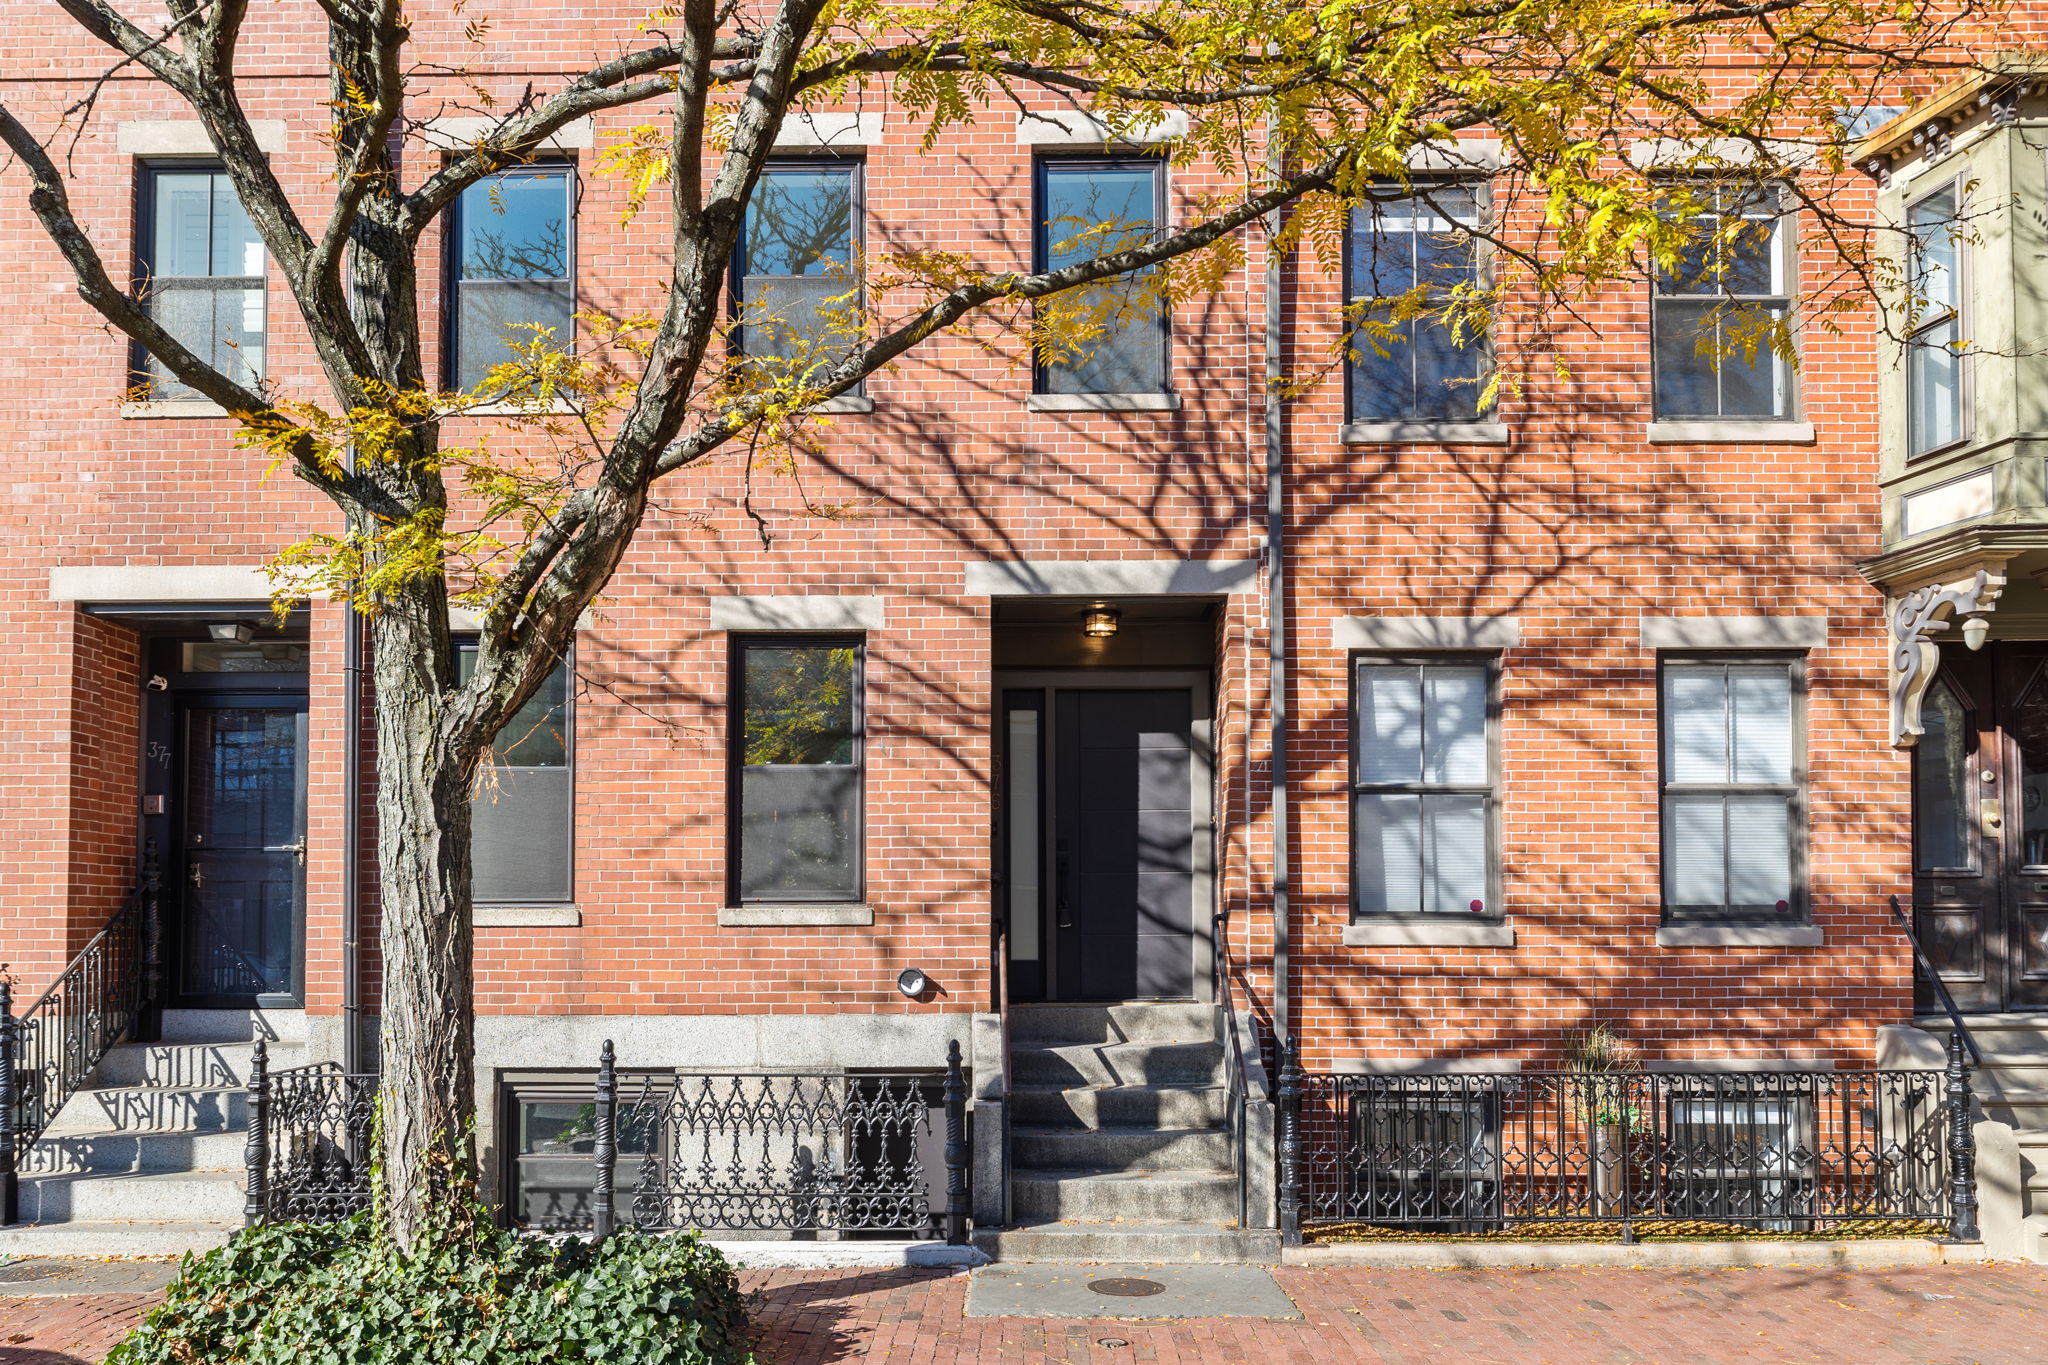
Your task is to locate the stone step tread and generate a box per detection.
[1011,1168,1236,1183]
[21,1169,246,1187]
[0,1220,240,1257]
[1009,1125,1226,1137]
[1011,1040,1223,1056]
[992,1220,1250,1233]
[1009,1082,1232,1095]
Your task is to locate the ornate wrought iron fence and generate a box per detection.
[604,1039,970,1243]
[242,1042,377,1224]
[1277,1036,1976,1244]
[1,848,164,1225]
[244,1039,972,1244]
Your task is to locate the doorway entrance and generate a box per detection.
[1911,642,2048,1013]
[998,671,1213,1003]
[139,631,309,1009]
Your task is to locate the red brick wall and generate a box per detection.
[0,10,1911,1069]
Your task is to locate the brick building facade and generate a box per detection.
[5,5,2041,1258]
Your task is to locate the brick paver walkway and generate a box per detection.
[3,1263,2045,1363]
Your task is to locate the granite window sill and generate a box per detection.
[474,904,581,927]
[810,395,874,414]
[1026,393,1180,413]
[1344,920,1515,948]
[1645,420,1815,444]
[1341,421,1508,445]
[719,903,875,927]
[121,400,232,419]
[1656,923,1822,948]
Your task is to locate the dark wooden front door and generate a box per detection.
[1912,643,2048,1013]
[1001,682,1203,1003]
[174,701,308,1006]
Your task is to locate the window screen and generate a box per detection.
[459,646,572,904]
[139,166,266,398]
[1652,186,1794,421]
[736,160,861,372]
[733,638,863,902]
[1035,158,1166,395]
[1351,659,1496,916]
[1661,659,1803,919]
[1346,185,1486,422]
[450,167,573,391]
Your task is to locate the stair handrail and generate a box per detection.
[1214,904,1258,1229]
[0,846,163,1225]
[1888,893,1983,1066]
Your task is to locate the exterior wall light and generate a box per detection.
[208,622,255,643]
[1082,604,1121,639]
[896,967,929,999]
[1962,614,1990,650]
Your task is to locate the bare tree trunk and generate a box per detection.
[368,594,480,1247]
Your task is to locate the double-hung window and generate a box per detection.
[137,165,266,398]
[1351,657,1498,917]
[459,645,573,904]
[735,159,862,373]
[1347,185,1487,422]
[1651,185,1795,421]
[1906,182,1966,455]
[1034,157,1167,395]
[449,166,574,392]
[731,637,863,903]
[1660,657,1805,920]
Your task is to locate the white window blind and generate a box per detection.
[1661,661,1801,918]
[1353,661,1495,915]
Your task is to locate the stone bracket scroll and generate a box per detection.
[1890,568,2004,747]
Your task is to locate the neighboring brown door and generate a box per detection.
[1912,644,2048,1013]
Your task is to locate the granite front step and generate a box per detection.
[1010,1169,1238,1222]
[157,1007,309,1044]
[1009,1042,1225,1088]
[972,1220,1278,1264]
[44,1084,251,1135]
[0,1220,240,1258]
[20,1127,247,1177]
[92,1040,305,1088]
[16,1170,246,1224]
[1008,1004,1215,1046]
[1011,1083,1232,1130]
[1009,1126,1232,1172]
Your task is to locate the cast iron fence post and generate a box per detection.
[943,1038,969,1246]
[242,1039,269,1226]
[138,841,164,1044]
[1947,1029,1980,1242]
[1,979,17,1227]
[1277,1034,1302,1247]
[592,1039,618,1241]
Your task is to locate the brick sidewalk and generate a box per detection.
[4,1264,2046,1363]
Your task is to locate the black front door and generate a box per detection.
[1912,643,2048,1013]
[175,701,307,1006]
[1002,683,1201,1003]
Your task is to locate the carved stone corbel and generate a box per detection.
[1890,568,2004,747]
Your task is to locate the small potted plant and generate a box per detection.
[1565,1022,1642,1217]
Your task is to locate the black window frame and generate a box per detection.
[498,1073,660,1231]
[1657,652,1809,924]
[132,159,269,399]
[444,161,579,393]
[456,639,576,906]
[1905,176,1970,458]
[726,633,867,906]
[730,155,866,390]
[1031,153,1171,396]
[1347,652,1504,922]
[1649,181,1799,424]
[1343,181,1490,424]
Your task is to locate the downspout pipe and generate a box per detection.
[1264,135,1291,1049]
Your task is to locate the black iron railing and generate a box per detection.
[1214,906,1255,1228]
[242,1042,377,1225]
[244,1040,972,1244]
[610,1039,970,1243]
[1889,894,1985,1066]
[1277,1041,1976,1244]
[1,848,164,1225]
